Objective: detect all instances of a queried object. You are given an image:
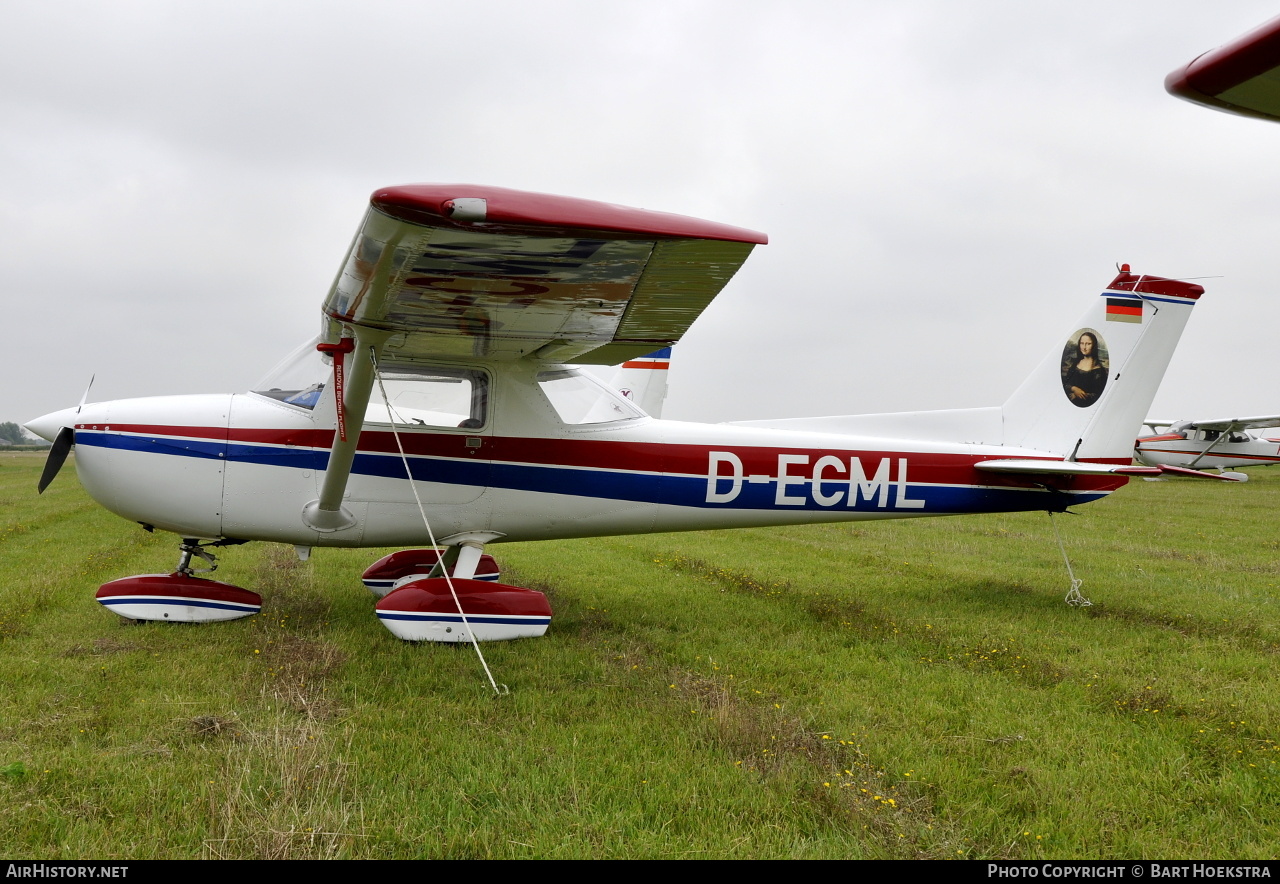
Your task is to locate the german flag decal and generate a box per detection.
[1105,297,1143,323]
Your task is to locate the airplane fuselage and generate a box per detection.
[55,359,1123,549]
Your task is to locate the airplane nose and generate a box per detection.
[24,407,80,443]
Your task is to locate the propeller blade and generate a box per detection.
[37,426,74,494]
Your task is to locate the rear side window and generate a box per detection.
[537,369,644,425]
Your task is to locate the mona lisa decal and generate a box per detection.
[1061,328,1108,408]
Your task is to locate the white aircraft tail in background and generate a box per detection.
[608,347,671,418]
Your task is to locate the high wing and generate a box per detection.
[304,185,766,533]
[1166,15,1280,123]
[1175,415,1280,433]
[322,184,767,365]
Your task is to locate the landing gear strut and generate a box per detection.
[176,539,218,575]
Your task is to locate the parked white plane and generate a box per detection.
[26,185,1206,641]
[1135,416,1280,478]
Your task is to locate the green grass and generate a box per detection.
[2,450,1280,858]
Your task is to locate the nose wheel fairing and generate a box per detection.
[96,573,262,622]
[95,538,260,623]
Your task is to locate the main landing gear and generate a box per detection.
[95,538,262,623]
[92,538,551,642]
[362,546,551,643]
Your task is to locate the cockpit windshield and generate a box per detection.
[251,338,489,429]
[253,336,328,410]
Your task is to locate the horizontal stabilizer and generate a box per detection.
[975,459,1162,477]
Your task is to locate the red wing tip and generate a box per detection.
[1165,14,1280,123]
[370,183,768,244]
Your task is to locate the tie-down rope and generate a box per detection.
[369,348,507,695]
[1049,511,1091,607]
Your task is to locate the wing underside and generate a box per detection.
[1181,415,1280,433]
[321,185,765,365]
[1166,15,1280,123]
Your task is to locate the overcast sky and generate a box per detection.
[6,1,1280,430]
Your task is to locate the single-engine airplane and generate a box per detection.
[1135,416,1280,478]
[26,184,1207,642]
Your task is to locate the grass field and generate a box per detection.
[2,450,1279,859]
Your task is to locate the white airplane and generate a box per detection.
[26,184,1207,642]
[1135,416,1280,479]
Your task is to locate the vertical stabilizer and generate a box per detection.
[610,347,672,418]
[1002,267,1203,460]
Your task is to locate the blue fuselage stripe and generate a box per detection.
[376,612,551,624]
[98,597,260,612]
[76,431,1106,514]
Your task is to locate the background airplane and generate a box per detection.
[1135,415,1280,478]
[1165,13,1280,123]
[608,347,672,418]
[1149,16,1280,481]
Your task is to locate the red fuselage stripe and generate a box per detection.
[84,423,1130,492]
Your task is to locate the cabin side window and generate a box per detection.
[364,367,488,430]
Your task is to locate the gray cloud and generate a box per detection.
[6,0,1279,429]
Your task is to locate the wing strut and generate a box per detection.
[301,327,392,532]
[1187,431,1230,469]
